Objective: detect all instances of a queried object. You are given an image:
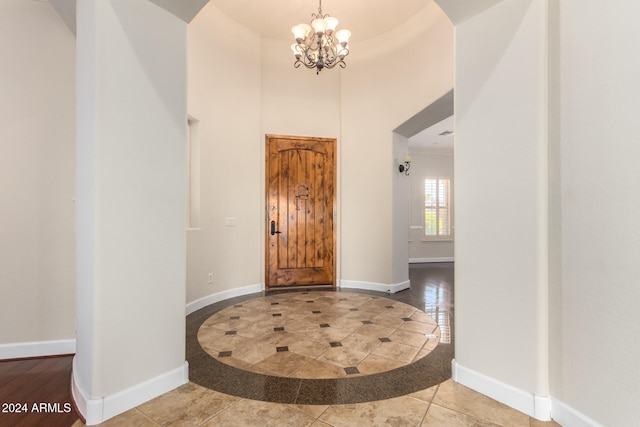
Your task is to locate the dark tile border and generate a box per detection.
[186,289,453,405]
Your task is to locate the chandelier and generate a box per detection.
[291,0,351,74]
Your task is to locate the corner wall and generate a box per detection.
[554,2,640,425]
[186,3,263,307]
[0,0,76,357]
[451,0,548,411]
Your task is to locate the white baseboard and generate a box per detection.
[185,283,264,315]
[0,339,76,360]
[338,279,410,294]
[72,357,189,426]
[550,397,604,427]
[409,257,454,263]
[451,360,551,421]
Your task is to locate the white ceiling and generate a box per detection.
[408,115,454,153]
[212,0,433,41]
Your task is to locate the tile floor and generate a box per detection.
[72,264,561,426]
[71,379,560,427]
[197,292,441,378]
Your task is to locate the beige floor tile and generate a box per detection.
[340,332,382,353]
[373,341,421,363]
[319,395,429,427]
[421,404,501,427]
[88,409,158,427]
[354,323,396,339]
[306,326,353,343]
[432,380,530,427]
[137,382,239,427]
[316,346,368,368]
[356,353,406,374]
[390,328,430,348]
[372,313,406,328]
[291,357,348,378]
[289,404,330,419]
[203,399,316,427]
[531,419,562,427]
[252,351,315,376]
[325,316,366,332]
[399,320,438,335]
[410,384,439,403]
[288,338,332,358]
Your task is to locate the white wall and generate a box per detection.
[453,0,548,399]
[186,3,263,304]
[74,1,188,421]
[0,0,75,351]
[340,2,454,287]
[408,152,454,261]
[554,1,640,425]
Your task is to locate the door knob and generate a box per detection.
[270,220,281,235]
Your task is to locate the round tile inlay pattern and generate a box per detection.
[197,292,441,379]
[186,289,453,405]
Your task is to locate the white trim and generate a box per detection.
[550,397,605,427]
[338,279,410,294]
[72,357,189,426]
[409,257,454,264]
[452,360,551,421]
[0,339,76,360]
[185,283,264,316]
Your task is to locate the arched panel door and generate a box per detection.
[265,135,336,290]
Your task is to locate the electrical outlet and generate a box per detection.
[208,273,213,284]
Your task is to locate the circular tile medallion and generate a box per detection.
[197,292,441,379]
[186,289,453,405]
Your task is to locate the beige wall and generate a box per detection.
[340,2,454,286]
[0,0,75,348]
[453,0,548,396]
[186,4,263,303]
[555,1,640,425]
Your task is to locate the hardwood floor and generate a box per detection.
[0,355,79,427]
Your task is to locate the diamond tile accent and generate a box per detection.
[362,320,373,325]
[344,366,360,375]
[349,308,359,312]
[312,310,321,314]
[402,318,412,321]
[233,304,243,308]
[271,302,279,305]
[274,327,285,332]
[225,331,237,335]
[379,337,392,343]
[218,351,232,357]
[273,313,282,317]
[319,324,330,328]
[276,346,289,352]
[330,342,342,348]
[230,316,240,320]
[385,306,394,309]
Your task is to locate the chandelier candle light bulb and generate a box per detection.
[291,0,351,74]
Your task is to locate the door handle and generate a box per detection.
[270,220,281,235]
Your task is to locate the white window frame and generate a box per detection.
[424,177,452,241]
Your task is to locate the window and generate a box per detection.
[424,178,451,239]
[187,117,201,229]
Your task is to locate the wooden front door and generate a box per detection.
[266,135,336,289]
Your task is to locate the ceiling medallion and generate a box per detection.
[291,0,351,74]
